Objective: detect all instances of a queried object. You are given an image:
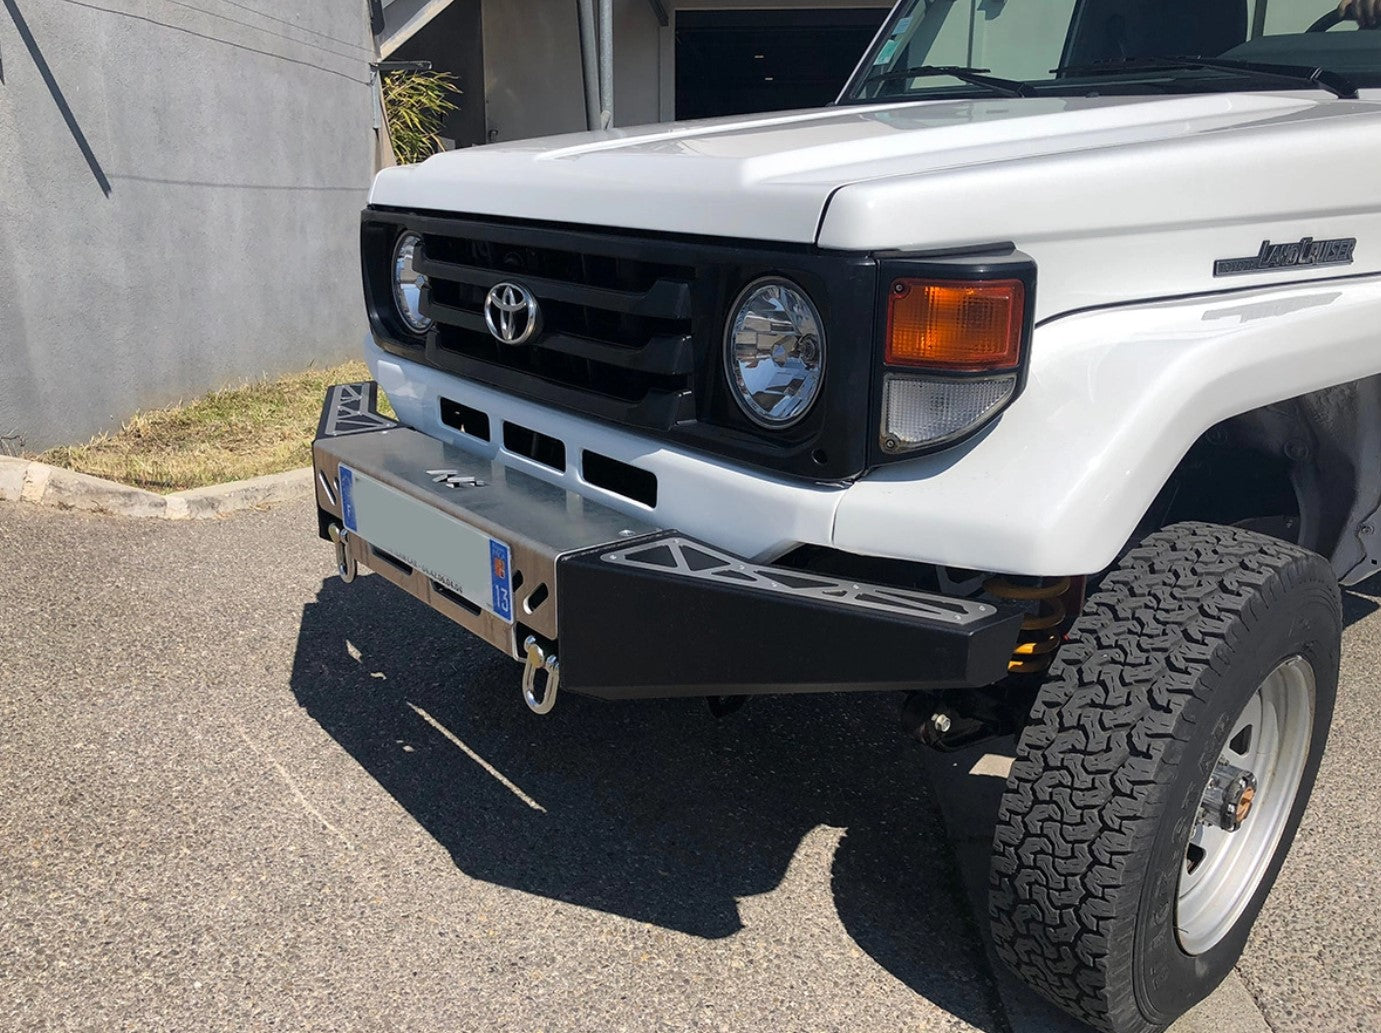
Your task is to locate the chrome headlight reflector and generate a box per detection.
[392,231,432,334]
[724,277,826,429]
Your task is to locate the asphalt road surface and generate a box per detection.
[2,494,1378,1032]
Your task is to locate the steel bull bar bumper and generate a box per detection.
[312,383,1024,713]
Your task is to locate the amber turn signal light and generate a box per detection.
[885,279,1026,371]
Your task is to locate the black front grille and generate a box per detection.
[363,208,881,481]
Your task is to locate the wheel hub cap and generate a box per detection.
[1198,760,1258,832]
[1175,655,1315,956]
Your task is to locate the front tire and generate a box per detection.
[989,522,1340,1033]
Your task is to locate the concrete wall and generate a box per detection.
[480,0,661,143]
[613,0,662,128]
[481,0,588,142]
[0,0,377,451]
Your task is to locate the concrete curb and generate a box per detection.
[0,456,314,520]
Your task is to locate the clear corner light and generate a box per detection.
[880,373,1016,453]
[392,231,432,334]
[725,277,826,428]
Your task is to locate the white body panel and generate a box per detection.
[835,276,1381,574]
[369,88,1381,576]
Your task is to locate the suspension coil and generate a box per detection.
[985,576,1071,675]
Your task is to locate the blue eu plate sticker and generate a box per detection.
[339,466,357,533]
[489,539,513,622]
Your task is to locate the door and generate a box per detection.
[675,8,890,119]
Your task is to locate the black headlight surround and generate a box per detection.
[692,251,879,479]
[361,217,429,349]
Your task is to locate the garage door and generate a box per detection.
[675,9,890,120]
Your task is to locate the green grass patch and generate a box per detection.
[36,361,392,493]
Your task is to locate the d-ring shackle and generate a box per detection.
[328,523,357,583]
[522,636,560,715]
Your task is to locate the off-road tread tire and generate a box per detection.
[988,522,1340,1033]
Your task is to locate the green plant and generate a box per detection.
[381,70,460,165]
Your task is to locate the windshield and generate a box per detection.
[844,0,1381,102]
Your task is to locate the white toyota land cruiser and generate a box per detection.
[312,2,1381,1029]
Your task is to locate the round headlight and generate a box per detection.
[724,278,825,428]
[392,232,432,334]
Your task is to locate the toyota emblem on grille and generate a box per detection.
[483,281,541,345]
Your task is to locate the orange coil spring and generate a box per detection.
[985,576,1071,675]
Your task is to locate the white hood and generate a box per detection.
[371,92,1335,244]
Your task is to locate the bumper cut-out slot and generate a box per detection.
[440,397,491,442]
[370,545,414,576]
[582,450,657,507]
[432,580,482,616]
[503,421,566,471]
[522,582,550,615]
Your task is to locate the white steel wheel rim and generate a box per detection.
[1176,655,1315,955]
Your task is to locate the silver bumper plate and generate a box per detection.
[339,464,516,623]
[313,424,661,659]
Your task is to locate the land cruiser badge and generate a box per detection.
[1214,236,1356,277]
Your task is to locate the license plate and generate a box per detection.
[338,465,514,622]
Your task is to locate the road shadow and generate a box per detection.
[1342,584,1381,627]
[290,573,1004,1030]
[921,742,1094,1032]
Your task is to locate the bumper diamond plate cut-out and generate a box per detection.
[601,536,997,626]
[320,383,398,438]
